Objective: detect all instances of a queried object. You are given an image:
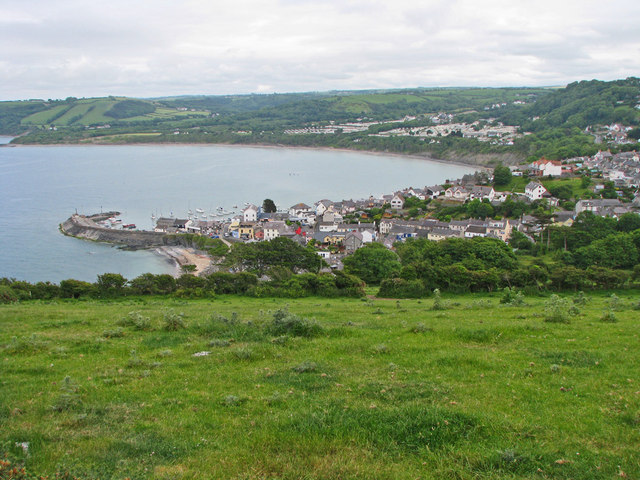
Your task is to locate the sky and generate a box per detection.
[1,0,639,100]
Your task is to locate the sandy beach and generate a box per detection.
[155,246,212,276]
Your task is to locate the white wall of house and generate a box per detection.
[243,206,258,222]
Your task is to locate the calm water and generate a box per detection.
[0,142,473,282]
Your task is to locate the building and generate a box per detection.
[390,194,405,210]
[530,159,563,177]
[243,205,258,222]
[525,182,548,201]
[445,186,469,201]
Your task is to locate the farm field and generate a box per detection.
[1,292,639,479]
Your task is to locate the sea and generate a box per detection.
[0,138,474,282]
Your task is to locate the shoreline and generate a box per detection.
[154,246,212,277]
[5,140,491,171]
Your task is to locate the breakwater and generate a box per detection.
[60,212,181,249]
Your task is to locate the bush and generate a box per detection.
[198,312,264,341]
[431,289,446,311]
[292,361,318,373]
[543,295,574,323]
[0,285,18,304]
[608,294,622,311]
[102,327,125,338]
[573,291,588,306]
[118,311,152,330]
[51,376,82,412]
[267,308,323,337]
[600,310,618,323]
[377,278,427,298]
[163,310,186,331]
[60,279,95,299]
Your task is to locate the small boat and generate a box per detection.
[109,218,122,225]
[196,208,205,213]
[123,223,136,229]
[233,205,238,208]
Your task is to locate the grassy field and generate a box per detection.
[1,293,639,479]
[18,99,210,128]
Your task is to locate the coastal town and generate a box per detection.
[132,148,640,272]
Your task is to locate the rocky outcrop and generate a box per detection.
[60,213,181,249]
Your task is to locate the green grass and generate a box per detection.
[1,293,639,479]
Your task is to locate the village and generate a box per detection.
[150,149,640,267]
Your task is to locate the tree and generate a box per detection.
[225,237,322,275]
[617,212,640,232]
[96,273,127,297]
[342,243,401,284]
[493,164,512,187]
[262,198,277,213]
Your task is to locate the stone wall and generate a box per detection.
[60,214,181,249]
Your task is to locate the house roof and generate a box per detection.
[290,203,311,210]
[525,182,545,191]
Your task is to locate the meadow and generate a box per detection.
[1,292,639,479]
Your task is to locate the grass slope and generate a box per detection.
[1,293,639,479]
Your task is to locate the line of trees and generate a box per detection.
[0,270,365,303]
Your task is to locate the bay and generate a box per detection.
[0,143,474,282]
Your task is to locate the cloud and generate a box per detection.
[0,0,639,99]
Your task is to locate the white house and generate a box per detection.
[525,182,548,201]
[445,186,469,201]
[263,221,288,241]
[314,199,333,216]
[469,185,495,202]
[289,203,311,218]
[530,159,563,177]
[243,204,258,222]
[390,194,405,210]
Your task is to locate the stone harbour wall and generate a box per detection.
[60,213,181,249]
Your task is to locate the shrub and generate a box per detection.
[410,322,431,333]
[60,279,95,298]
[163,310,186,331]
[118,311,152,330]
[377,278,427,298]
[232,347,253,360]
[543,295,574,323]
[0,285,18,304]
[102,327,124,338]
[267,308,323,337]
[51,376,82,412]
[573,291,588,306]
[600,310,618,323]
[608,294,622,311]
[292,361,318,373]
[431,289,446,311]
[372,343,390,354]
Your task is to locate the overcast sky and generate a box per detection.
[1,0,639,100]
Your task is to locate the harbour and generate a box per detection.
[0,144,473,282]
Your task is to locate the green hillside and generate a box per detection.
[2,79,639,164]
[12,97,211,128]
